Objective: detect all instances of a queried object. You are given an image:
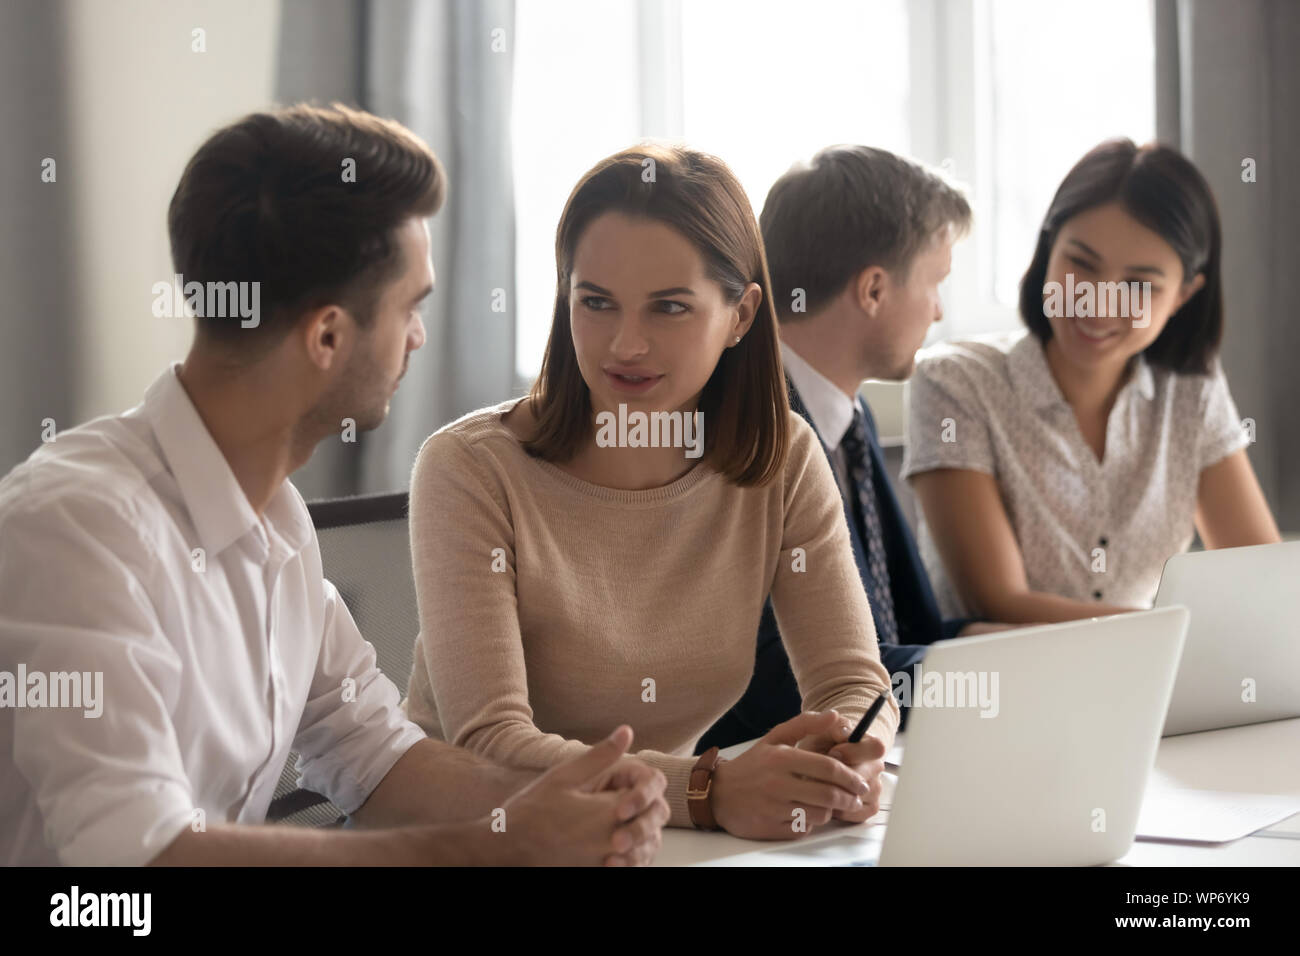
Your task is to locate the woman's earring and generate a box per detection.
[732,336,741,345]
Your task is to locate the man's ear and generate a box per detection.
[854,266,888,318]
[300,304,353,372]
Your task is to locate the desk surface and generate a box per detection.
[655,718,1300,866]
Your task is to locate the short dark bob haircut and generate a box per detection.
[1019,139,1223,374]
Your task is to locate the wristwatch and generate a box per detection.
[687,746,724,830]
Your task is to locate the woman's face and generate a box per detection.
[568,211,759,420]
[1042,201,1204,373]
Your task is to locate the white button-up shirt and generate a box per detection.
[902,331,1250,616]
[780,341,858,498]
[0,364,425,866]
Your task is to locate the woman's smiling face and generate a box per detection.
[568,211,759,419]
[1042,201,1204,374]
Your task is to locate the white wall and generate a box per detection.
[64,0,280,421]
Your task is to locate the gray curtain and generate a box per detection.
[1155,0,1300,533]
[0,1,78,477]
[277,0,517,500]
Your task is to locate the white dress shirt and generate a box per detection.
[902,331,1251,616]
[780,341,858,498]
[0,363,426,866]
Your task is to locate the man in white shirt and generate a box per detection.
[0,103,667,866]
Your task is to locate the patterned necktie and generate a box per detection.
[840,405,899,645]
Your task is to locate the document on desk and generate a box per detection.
[1136,788,1300,843]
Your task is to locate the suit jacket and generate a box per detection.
[696,377,970,750]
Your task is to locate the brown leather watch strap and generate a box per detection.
[687,746,724,830]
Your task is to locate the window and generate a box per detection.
[511,0,1156,380]
[938,0,1156,340]
[511,0,642,384]
[679,0,911,213]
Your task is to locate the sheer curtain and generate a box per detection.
[0,0,78,477]
[278,0,517,499]
[1155,0,1300,530]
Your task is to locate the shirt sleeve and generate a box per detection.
[289,577,427,815]
[901,354,997,479]
[404,430,700,826]
[769,417,901,746]
[0,493,196,867]
[1195,359,1251,472]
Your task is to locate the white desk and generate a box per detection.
[655,718,1300,866]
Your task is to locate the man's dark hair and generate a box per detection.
[167,102,445,350]
[760,145,971,320]
[1019,138,1223,374]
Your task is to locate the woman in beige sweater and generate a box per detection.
[404,144,899,839]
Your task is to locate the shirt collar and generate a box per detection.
[1131,354,1156,400]
[142,363,313,559]
[1008,330,1155,412]
[780,341,859,449]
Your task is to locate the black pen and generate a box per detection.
[846,692,889,744]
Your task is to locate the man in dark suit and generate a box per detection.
[700,145,1000,751]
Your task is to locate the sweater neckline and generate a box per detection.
[494,397,717,505]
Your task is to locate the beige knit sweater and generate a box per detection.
[402,398,899,827]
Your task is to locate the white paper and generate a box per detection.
[1136,788,1300,843]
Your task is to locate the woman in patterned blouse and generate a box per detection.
[903,139,1280,623]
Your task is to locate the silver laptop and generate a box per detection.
[719,607,1188,867]
[1155,541,1300,736]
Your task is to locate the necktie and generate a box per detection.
[840,406,899,645]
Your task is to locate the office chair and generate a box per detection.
[266,491,420,826]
